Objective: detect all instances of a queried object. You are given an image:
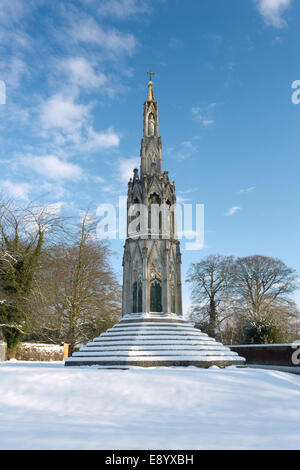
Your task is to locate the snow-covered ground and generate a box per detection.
[0,361,300,450]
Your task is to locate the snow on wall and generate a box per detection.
[15,343,64,362]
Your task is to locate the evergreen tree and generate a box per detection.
[0,200,62,358]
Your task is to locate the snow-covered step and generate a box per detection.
[121,314,186,319]
[88,336,222,344]
[117,321,192,327]
[66,355,243,364]
[80,344,227,352]
[99,332,209,339]
[65,314,245,368]
[104,326,207,332]
[118,323,191,327]
[86,340,224,348]
[93,335,214,341]
[73,350,237,358]
[107,326,202,333]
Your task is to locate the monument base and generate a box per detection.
[65,313,245,368]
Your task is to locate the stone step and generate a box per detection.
[109,325,200,332]
[89,334,221,341]
[65,314,246,368]
[73,350,238,358]
[80,344,226,352]
[86,340,223,347]
[65,356,244,367]
[119,319,190,325]
[99,332,209,338]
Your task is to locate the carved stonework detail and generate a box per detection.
[122,78,183,316]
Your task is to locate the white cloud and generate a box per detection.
[1,180,31,200]
[0,0,33,54]
[0,56,29,89]
[97,0,152,19]
[192,105,216,127]
[176,188,198,204]
[176,196,191,204]
[239,186,256,193]
[40,181,67,200]
[84,127,120,151]
[0,0,27,25]
[191,107,201,116]
[202,119,214,127]
[226,206,241,216]
[39,92,121,152]
[101,185,116,193]
[93,176,105,183]
[40,93,90,134]
[168,139,198,161]
[117,157,140,184]
[43,201,64,217]
[272,35,283,45]
[254,0,292,28]
[22,155,83,181]
[57,57,108,89]
[69,16,136,56]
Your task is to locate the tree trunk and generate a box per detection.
[6,347,17,360]
[208,298,217,338]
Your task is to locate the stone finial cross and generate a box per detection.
[147,70,155,81]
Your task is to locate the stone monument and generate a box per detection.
[65,76,245,368]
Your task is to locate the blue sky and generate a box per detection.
[0,0,299,311]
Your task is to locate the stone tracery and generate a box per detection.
[122,78,182,316]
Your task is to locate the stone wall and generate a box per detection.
[0,341,6,362]
[15,343,64,361]
[229,344,300,367]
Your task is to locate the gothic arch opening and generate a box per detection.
[150,257,162,313]
[130,198,141,234]
[148,192,161,236]
[150,278,162,313]
[169,259,176,314]
[132,273,142,313]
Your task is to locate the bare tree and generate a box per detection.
[30,211,121,352]
[233,255,298,317]
[187,254,299,344]
[186,255,235,338]
[232,255,299,343]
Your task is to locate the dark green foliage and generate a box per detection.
[0,203,49,357]
[0,303,25,348]
[242,315,288,345]
[0,238,44,351]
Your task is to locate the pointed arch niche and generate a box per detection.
[150,256,162,313]
[132,272,143,313]
[169,259,176,314]
[132,250,143,313]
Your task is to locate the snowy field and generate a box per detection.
[0,361,300,450]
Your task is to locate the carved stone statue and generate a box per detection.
[148,113,155,136]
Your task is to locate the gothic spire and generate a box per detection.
[141,74,162,176]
